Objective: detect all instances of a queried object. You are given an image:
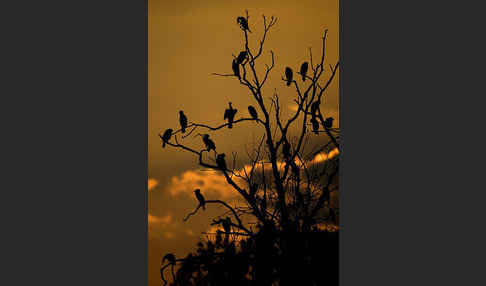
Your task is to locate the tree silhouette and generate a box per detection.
[158,11,340,286]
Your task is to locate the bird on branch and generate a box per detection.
[224,102,237,129]
[202,134,216,152]
[236,51,248,65]
[248,105,258,121]
[194,189,206,210]
[160,129,173,148]
[216,153,227,171]
[232,59,240,80]
[323,117,334,129]
[179,110,187,133]
[285,67,293,86]
[300,62,309,81]
[236,16,251,33]
[162,253,176,265]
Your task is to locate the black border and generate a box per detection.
[3,0,483,285]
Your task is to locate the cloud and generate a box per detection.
[148,178,159,192]
[149,212,179,239]
[186,229,195,236]
[164,147,339,201]
[164,232,176,239]
[166,169,244,200]
[312,147,339,163]
[148,212,176,227]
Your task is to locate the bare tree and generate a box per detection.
[159,11,340,285]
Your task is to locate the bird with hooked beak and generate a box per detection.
[224,102,237,129]
[160,129,173,148]
[194,189,206,210]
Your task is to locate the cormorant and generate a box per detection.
[202,134,216,152]
[162,253,176,265]
[285,67,293,86]
[300,62,309,81]
[224,102,237,128]
[179,110,187,133]
[248,105,258,121]
[236,51,247,65]
[194,189,206,210]
[236,16,251,33]
[160,129,173,148]
[216,153,227,170]
[323,117,334,129]
[232,59,240,80]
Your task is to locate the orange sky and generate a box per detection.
[148,1,339,285]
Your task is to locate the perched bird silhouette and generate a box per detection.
[232,59,240,80]
[324,117,334,129]
[310,99,320,117]
[236,51,247,65]
[282,140,291,159]
[222,217,232,234]
[248,105,258,121]
[194,189,206,210]
[202,134,216,152]
[160,129,173,148]
[179,110,187,133]
[162,253,176,265]
[300,62,309,81]
[249,183,258,197]
[236,16,251,33]
[310,117,319,134]
[224,102,237,128]
[216,153,227,170]
[285,67,293,86]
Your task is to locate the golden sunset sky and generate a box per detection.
[149,0,339,285]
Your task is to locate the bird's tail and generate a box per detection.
[287,80,291,86]
[302,74,306,81]
[163,141,166,148]
[181,127,185,133]
[228,122,233,129]
[202,205,206,211]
